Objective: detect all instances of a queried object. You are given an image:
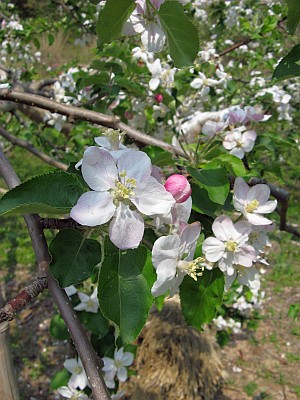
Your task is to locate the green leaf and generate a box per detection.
[287,0,300,34]
[180,268,224,330]
[272,44,300,82]
[142,146,175,167]
[210,154,247,177]
[188,165,230,205]
[158,1,199,67]
[96,0,136,47]
[114,76,147,96]
[0,172,84,216]
[48,34,54,46]
[50,369,70,390]
[80,310,110,337]
[98,238,155,344]
[49,229,101,287]
[50,314,70,340]
[191,184,219,218]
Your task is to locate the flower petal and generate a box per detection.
[109,203,144,250]
[247,184,270,203]
[117,150,151,182]
[202,237,225,262]
[70,191,115,227]
[212,215,234,241]
[117,366,128,382]
[81,147,117,191]
[132,177,175,216]
[141,22,166,52]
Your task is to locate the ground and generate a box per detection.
[2,233,299,400]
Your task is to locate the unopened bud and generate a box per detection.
[154,93,163,103]
[164,174,192,203]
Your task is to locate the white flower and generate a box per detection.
[102,348,134,389]
[233,178,277,225]
[64,285,77,297]
[224,265,260,291]
[147,59,176,91]
[151,222,202,297]
[190,72,219,90]
[202,215,256,275]
[71,147,175,250]
[248,223,274,255]
[63,358,89,390]
[74,288,99,313]
[57,385,89,400]
[123,2,166,53]
[223,127,257,159]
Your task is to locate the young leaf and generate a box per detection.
[96,0,136,47]
[50,314,70,340]
[158,1,199,67]
[188,166,230,205]
[210,154,247,177]
[49,229,101,287]
[272,44,300,82]
[180,268,224,330]
[0,171,84,216]
[287,0,300,35]
[98,238,155,344]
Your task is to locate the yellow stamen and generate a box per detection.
[112,171,137,202]
[245,199,260,212]
[226,240,238,252]
[178,257,205,281]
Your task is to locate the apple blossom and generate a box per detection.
[74,288,99,313]
[102,348,134,389]
[224,265,260,291]
[71,147,175,250]
[222,127,257,159]
[190,72,220,91]
[202,215,256,275]
[164,174,192,203]
[122,1,166,53]
[233,178,277,225]
[151,222,203,297]
[63,358,89,390]
[57,385,89,400]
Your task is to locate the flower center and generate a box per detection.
[113,171,137,204]
[245,199,260,212]
[177,257,205,281]
[103,128,125,150]
[226,240,238,252]
[236,139,243,147]
[86,299,96,309]
[73,366,83,375]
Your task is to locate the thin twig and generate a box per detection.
[0,89,186,157]
[0,147,111,400]
[40,218,80,230]
[0,126,68,171]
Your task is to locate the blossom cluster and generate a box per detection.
[202,177,276,290]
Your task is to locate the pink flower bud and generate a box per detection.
[154,93,163,103]
[164,174,192,203]
[124,110,134,120]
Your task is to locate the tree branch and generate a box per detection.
[0,277,48,323]
[0,147,111,400]
[0,126,68,171]
[0,89,186,157]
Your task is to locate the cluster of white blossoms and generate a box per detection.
[202,177,277,290]
[201,106,269,159]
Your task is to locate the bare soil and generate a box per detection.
[3,266,300,400]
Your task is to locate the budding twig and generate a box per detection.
[0,126,68,171]
[0,277,48,323]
